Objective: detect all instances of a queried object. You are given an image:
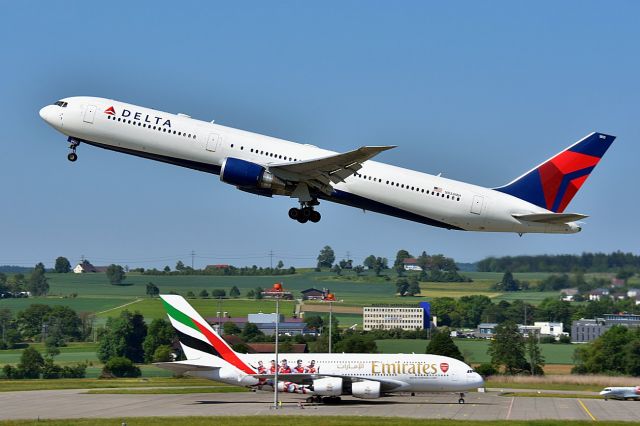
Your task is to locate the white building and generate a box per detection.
[363,305,426,330]
[402,258,423,271]
[534,322,564,337]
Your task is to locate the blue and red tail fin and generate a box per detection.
[495,132,615,212]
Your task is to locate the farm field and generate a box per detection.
[0,270,573,321]
[96,298,299,321]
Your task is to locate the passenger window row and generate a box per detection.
[228,143,299,162]
[106,115,197,139]
[354,172,461,202]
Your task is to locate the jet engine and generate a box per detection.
[351,380,381,399]
[311,377,343,396]
[220,157,285,191]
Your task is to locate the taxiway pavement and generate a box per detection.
[0,389,639,421]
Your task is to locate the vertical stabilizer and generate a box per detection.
[160,295,255,374]
[495,132,615,212]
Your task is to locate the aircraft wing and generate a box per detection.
[268,145,396,194]
[154,361,220,374]
[251,373,407,392]
[512,212,588,224]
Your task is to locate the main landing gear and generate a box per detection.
[305,396,341,404]
[67,137,80,162]
[288,199,321,223]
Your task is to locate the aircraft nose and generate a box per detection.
[471,373,485,388]
[39,105,58,127]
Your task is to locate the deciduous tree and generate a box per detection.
[317,246,336,268]
[426,329,465,361]
[54,257,71,273]
[105,264,126,285]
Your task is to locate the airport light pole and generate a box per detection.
[323,292,337,354]
[272,283,283,410]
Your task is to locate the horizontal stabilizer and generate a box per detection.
[512,212,588,224]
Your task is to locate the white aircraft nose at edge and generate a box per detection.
[39,96,615,234]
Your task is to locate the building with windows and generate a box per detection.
[301,288,328,300]
[207,312,310,336]
[571,313,640,342]
[362,302,431,331]
[474,323,498,338]
[534,322,564,337]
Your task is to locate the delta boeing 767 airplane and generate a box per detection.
[39,97,615,234]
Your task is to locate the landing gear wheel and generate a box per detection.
[67,152,78,162]
[288,208,300,220]
[306,396,314,403]
[458,398,465,404]
[309,210,321,223]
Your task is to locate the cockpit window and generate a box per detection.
[54,101,68,107]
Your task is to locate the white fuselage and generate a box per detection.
[600,387,640,400]
[39,96,580,233]
[191,352,483,394]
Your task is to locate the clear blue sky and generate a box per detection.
[0,1,638,269]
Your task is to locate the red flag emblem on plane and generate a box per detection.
[440,362,449,373]
[104,106,116,115]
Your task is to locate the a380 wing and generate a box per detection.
[251,373,407,392]
[268,145,396,195]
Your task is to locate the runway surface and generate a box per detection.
[1,389,639,421]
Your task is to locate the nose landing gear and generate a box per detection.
[288,199,321,223]
[67,137,80,162]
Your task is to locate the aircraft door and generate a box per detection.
[206,133,220,152]
[470,195,484,215]
[83,105,96,123]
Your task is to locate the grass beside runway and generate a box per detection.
[0,416,633,426]
[85,386,249,394]
[0,377,216,392]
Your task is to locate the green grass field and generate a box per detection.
[96,298,299,321]
[0,271,568,319]
[0,377,214,392]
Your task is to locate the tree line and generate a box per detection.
[573,326,640,376]
[478,251,640,273]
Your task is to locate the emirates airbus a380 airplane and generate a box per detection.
[157,295,484,404]
[39,97,615,234]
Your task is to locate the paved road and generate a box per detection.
[1,389,639,421]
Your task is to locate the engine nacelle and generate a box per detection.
[351,380,381,399]
[220,157,284,190]
[311,377,343,396]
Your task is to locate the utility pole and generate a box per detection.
[190,250,196,269]
[269,250,274,269]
